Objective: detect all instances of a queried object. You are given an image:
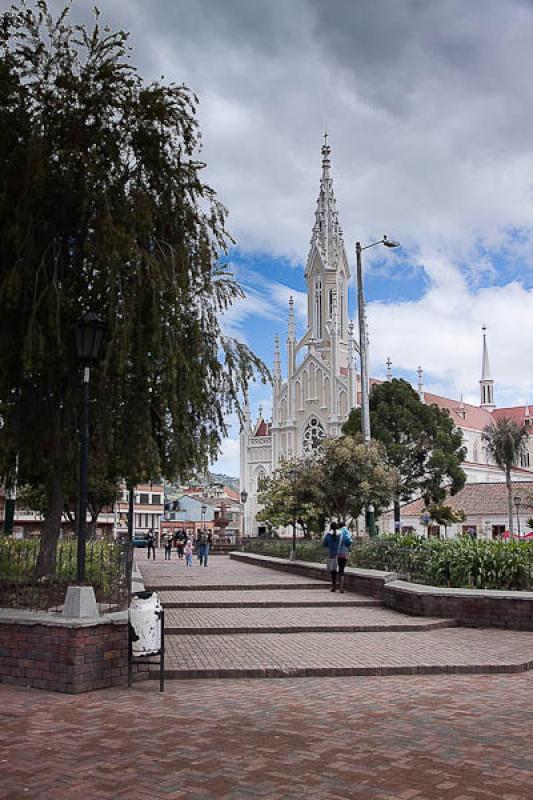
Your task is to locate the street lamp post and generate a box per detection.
[355,236,400,536]
[514,495,522,537]
[287,467,297,560]
[240,490,248,544]
[73,312,105,583]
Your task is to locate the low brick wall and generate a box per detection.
[230,552,396,598]
[0,609,136,694]
[384,581,533,631]
[232,552,533,630]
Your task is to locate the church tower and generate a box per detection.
[305,134,351,368]
[479,325,495,410]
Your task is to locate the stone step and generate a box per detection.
[146,582,325,592]
[157,628,533,680]
[158,588,380,609]
[163,606,457,635]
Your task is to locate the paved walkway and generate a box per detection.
[1,674,532,799]
[138,553,533,679]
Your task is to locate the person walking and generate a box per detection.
[336,521,353,593]
[184,537,193,567]
[322,521,352,592]
[163,531,173,560]
[197,529,208,566]
[146,529,156,560]
[175,530,185,559]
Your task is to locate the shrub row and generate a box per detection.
[243,534,533,590]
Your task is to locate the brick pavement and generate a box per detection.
[0,674,532,799]
[135,556,533,681]
[138,552,327,589]
[163,628,533,678]
[158,588,379,607]
[164,606,456,634]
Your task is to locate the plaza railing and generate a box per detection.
[0,538,133,613]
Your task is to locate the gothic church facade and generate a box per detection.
[240,141,532,536]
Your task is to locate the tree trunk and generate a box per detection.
[506,470,514,535]
[34,481,65,578]
[394,499,401,531]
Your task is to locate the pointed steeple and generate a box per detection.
[480,324,495,410]
[481,324,491,380]
[287,296,296,340]
[308,134,346,272]
[417,366,425,403]
[273,334,281,382]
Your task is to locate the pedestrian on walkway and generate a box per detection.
[146,529,156,560]
[176,530,185,559]
[163,532,173,560]
[184,537,193,567]
[198,530,212,567]
[322,521,352,592]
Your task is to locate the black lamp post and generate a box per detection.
[73,312,105,583]
[287,467,297,560]
[240,490,248,542]
[514,495,522,537]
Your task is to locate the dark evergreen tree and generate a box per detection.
[342,379,466,527]
[0,3,267,574]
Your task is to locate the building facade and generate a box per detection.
[240,140,533,536]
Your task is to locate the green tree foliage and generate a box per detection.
[258,436,398,534]
[257,459,324,537]
[426,503,466,538]
[0,3,267,574]
[343,379,466,526]
[482,417,528,534]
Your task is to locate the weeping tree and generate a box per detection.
[0,2,267,575]
[482,417,528,535]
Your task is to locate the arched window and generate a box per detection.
[302,417,326,454]
[473,440,479,463]
[256,469,267,492]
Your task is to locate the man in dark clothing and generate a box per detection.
[146,529,156,560]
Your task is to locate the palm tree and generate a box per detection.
[482,417,529,534]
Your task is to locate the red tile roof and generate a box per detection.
[400,480,533,517]
[493,406,532,430]
[422,392,494,431]
[254,420,271,437]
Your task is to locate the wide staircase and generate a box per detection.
[139,554,533,680]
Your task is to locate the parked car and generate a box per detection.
[133,533,149,547]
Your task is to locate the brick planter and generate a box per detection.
[383,581,533,631]
[231,552,533,630]
[0,609,144,694]
[230,552,396,598]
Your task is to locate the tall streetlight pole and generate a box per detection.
[514,495,522,537]
[287,467,298,561]
[355,236,400,535]
[73,312,106,583]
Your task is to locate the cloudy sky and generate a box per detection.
[52,0,533,475]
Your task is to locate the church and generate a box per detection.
[240,140,533,537]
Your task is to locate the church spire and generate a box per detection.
[308,134,345,272]
[480,324,495,410]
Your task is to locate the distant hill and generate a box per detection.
[208,472,240,491]
[164,472,240,498]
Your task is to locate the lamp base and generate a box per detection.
[62,585,99,618]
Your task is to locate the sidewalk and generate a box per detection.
[1,673,532,799]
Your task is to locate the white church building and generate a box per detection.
[240,140,533,537]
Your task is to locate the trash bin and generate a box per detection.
[129,591,162,656]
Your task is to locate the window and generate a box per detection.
[302,417,326,454]
[314,279,322,339]
[328,289,337,320]
[139,493,149,505]
[521,452,530,468]
[473,441,479,463]
[151,494,161,504]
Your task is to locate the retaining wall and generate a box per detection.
[231,552,533,630]
[0,609,147,694]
